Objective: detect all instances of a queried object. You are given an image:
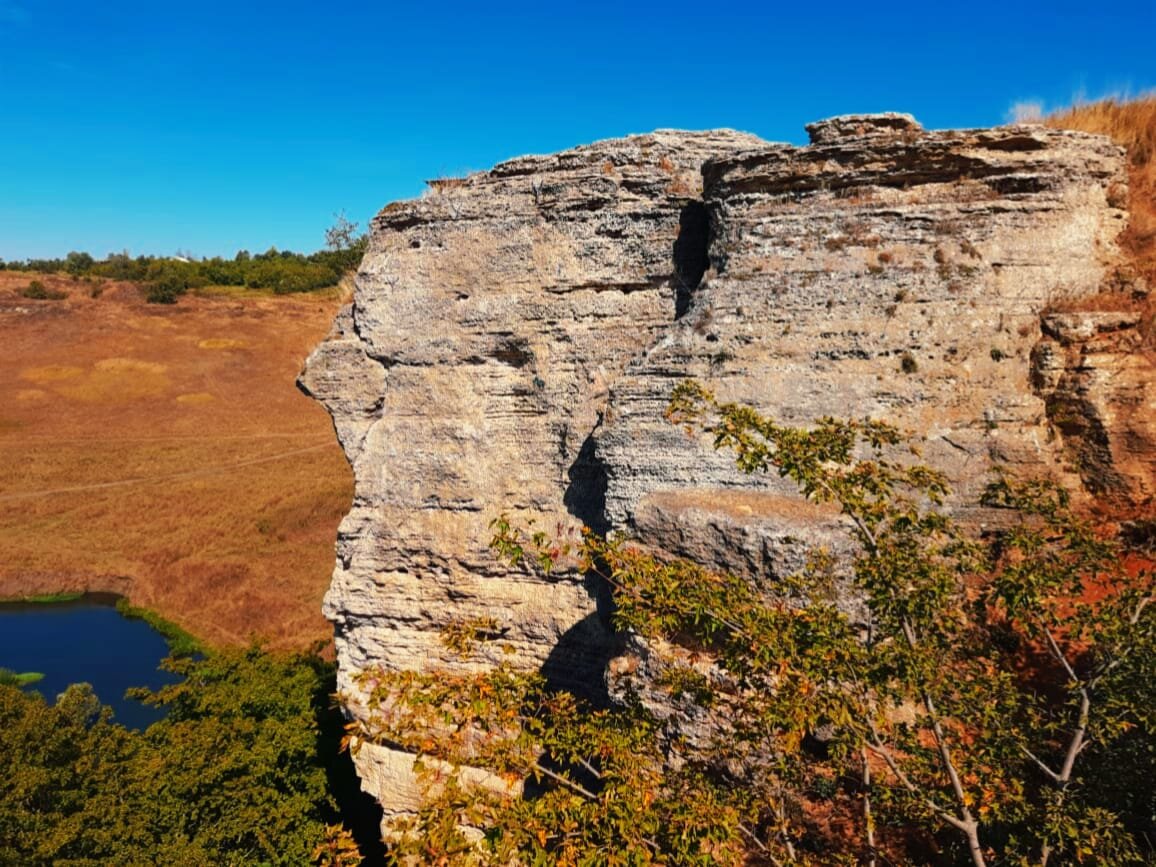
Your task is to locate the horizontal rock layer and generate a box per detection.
[598,119,1132,569]
[300,115,1144,821]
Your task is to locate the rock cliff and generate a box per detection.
[300,114,1152,822]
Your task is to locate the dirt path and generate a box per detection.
[0,441,333,502]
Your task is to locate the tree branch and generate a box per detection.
[737,823,782,866]
[862,747,877,867]
[1021,746,1062,784]
[532,762,599,801]
[1038,624,1090,785]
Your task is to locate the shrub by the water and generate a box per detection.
[0,668,43,688]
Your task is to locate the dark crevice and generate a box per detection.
[983,174,1050,195]
[976,134,1049,152]
[463,338,534,368]
[563,431,609,537]
[673,201,710,319]
[314,668,387,863]
[490,338,533,368]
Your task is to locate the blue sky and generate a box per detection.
[1,0,1153,260]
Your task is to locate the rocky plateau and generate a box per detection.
[299,112,1154,823]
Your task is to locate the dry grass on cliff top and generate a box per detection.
[0,272,352,648]
[1046,95,1156,281]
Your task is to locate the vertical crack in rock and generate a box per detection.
[673,201,711,318]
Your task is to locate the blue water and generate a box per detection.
[0,594,179,729]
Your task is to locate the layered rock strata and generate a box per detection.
[597,114,1133,574]
[299,130,765,816]
[301,114,1142,821]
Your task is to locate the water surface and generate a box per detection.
[0,593,179,729]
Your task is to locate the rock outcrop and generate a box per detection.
[1032,305,1156,500]
[300,114,1149,823]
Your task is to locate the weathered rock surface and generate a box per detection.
[300,115,1149,822]
[597,119,1132,575]
[300,130,765,818]
[1033,303,1156,500]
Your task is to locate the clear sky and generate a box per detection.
[1,0,1153,260]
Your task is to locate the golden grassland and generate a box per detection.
[0,272,352,648]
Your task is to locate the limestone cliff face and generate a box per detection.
[598,114,1136,575]
[300,115,1147,821]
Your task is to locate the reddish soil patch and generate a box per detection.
[0,272,352,648]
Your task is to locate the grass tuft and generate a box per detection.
[116,599,203,658]
[13,591,85,604]
[0,667,45,687]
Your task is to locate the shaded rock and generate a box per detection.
[1033,307,1156,499]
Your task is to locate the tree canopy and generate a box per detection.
[0,646,366,866]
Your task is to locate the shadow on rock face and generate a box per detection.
[562,431,609,537]
[537,609,620,708]
[557,427,620,704]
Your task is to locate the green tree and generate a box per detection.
[64,251,95,275]
[0,646,356,866]
[324,212,361,252]
[321,211,368,275]
[143,258,206,303]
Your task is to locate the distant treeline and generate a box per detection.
[0,219,367,303]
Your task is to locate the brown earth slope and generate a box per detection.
[0,272,352,647]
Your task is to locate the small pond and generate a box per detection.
[0,593,180,729]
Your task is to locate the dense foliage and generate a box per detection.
[0,215,368,303]
[348,381,1155,865]
[0,645,366,866]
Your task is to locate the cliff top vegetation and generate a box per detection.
[0,214,367,304]
[1047,96,1156,286]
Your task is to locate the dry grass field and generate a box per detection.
[0,271,352,648]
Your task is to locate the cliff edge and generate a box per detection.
[300,114,1152,823]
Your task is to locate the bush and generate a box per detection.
[21,280,67,300]
[244,259,340,294]
[143,259,208,304]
